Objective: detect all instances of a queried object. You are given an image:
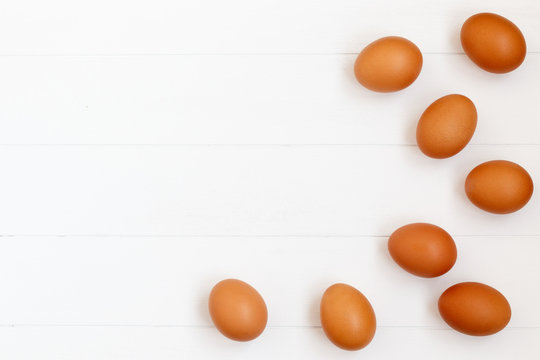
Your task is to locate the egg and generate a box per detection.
[416,94,477,159]
[388,223,457,278]
[208,279,268,341]
[354,36,423,92]
[320,283,376,351]
[461,13,526,73]
[465,160,534,214]
[438,282,511,336]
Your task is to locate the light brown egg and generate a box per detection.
[208,279,268,341]
[461,13,526,73]
[388,223,457,278]
[439,282,511,336]
[354,36,423,92]
[465,160,534,214]
[320,283,376,351]
[416,94,477,159]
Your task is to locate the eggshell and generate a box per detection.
[461,13,526,73]
[438,282,511,336]
[354,36,423,92]
[465,160,534,214]
[320,283,376,351]
[388,223,457,278]
[416,94,477,159]
[208,279,268,341]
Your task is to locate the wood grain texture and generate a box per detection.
[0,54,538,145]
[0,236,537,327]
[0,0,538,54]
[1,0,539,358]
[0,145,537,236]
[0,327,538,359]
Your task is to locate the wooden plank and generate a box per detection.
[0,0,538,54]
[0,235,537,326]
[0,326,537,359]
[1,1,538,358]
[0,145,537,236]
[0,54,538,145]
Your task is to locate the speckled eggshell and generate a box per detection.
[416,94,477,159]
[465,160,534,214]
[461,13,526,73]
[439,282,511,336]
[388,223,457,278]
[208,279,268,341]
[354,36,423,92]
[320,283,376,351]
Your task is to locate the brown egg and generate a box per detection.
[388,223,457,278]
[354,36,423,92]
[416,94,477,159]
[465,160,534,214]
[208,279,268,341]
[320,283,376,351]
[461,13,526,73]
[439,282,511,336]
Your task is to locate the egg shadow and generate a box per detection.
[427,281,446,322]
[445,6,470,53]
[198,292,212,325]
[402,101,425,145]
[454,162,473,205]
[377,236,392,263]
[308,287,321,326]
[448,22,463,54]
[374,217,400,239]
[375,235,408,287]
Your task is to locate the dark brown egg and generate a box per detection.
[465,160,534,214]
[320,283,376,351]
[461,13,526,73]
[439,282,511,336]
[388,223,457,278]
[208,279,268,341]
[354,36,423,92]
[416,94,477,159]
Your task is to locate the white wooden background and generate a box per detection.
[0,0,539,358]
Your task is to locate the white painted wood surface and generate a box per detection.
[0,145,538,236]
[0,0,539,54]
[0,236,538,327]
[0,54,538,145]
[0,327,538,359]
[0,0,539,359]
